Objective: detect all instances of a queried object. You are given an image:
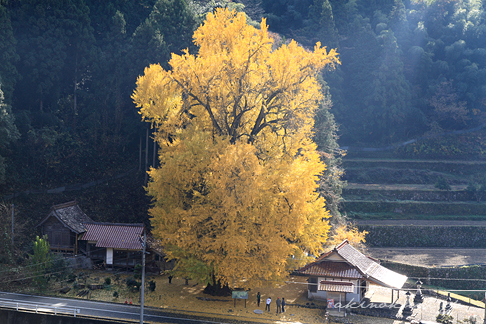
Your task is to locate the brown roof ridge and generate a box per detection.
[83,222,144,227]
[367,255,380,263]
[51,200,78,210]
[335,239,349,251]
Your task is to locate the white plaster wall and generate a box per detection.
[106,248,113,265]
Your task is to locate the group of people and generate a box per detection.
[256,292,285,314]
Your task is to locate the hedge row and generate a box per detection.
[381,261,486,291]
[358,225,486,248]
[343,189,474,202]
[342,160,486,174]
[344,200,486,215]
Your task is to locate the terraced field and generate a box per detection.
[340,157,486,265]
[341,158,486,222]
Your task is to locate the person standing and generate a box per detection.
[282,297,286,313]
[257,292,261,307]
[276,297,282,314]
[265,297,271,312]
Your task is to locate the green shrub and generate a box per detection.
[105,277,111,286]
[436,314,453,324]
[435,176,451,191]
[126,278,140,291]
[134,264,142,280]
[67,273,77,283]
[148,280,156,292]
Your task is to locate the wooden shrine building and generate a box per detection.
[36,201,168,272]
[297,239,407,304]
[36,201,93,255]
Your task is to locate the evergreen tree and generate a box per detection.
[147,0,197,56]
[304,0,339,48]
[0,2,19,104]
[0,83,19,184]
[11,0,71,111]
[313,84,345,224]
[363,29,412,142]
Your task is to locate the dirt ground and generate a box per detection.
[354,219,486,267]
[366,247,486,267]
[44,271,485,324]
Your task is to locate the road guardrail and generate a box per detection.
[0,299,80,317]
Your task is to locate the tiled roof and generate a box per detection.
[299,261,362,279]
[318,280,355,293]
[298,240,407,290]
[335,241,407,289]
[81,223,144,250]
[146,234,165,256]
[37,201,93,234]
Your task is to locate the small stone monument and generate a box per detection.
[402,291,413,318]
[413,279,424,304]
[444,293,453,315]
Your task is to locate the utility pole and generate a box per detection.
[140,230,146,324]
[483,291,486,324]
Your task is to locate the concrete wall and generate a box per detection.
[0,309,125,324]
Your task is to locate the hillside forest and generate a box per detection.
[0,0,485,255]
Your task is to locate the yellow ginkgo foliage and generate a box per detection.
[133,8,340,288]
[326,224,368,253]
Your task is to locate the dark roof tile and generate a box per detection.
[37,201,93,234]
[81,223,144,250]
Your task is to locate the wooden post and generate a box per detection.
[140,230,146,324]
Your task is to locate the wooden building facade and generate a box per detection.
[36,201,93,255]
[37,201,168,273]
[297,240,407,303]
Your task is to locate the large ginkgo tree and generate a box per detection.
[132,8,340,288]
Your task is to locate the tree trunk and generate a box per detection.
[203,273,231,296]
[145,128,149,185]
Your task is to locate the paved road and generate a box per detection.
[0,291,265,324]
